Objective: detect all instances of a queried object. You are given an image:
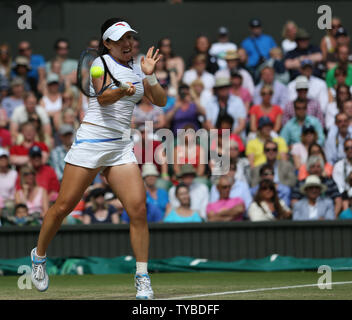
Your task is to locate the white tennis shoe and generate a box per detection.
[135,273,154,300]
[31,248,49,292]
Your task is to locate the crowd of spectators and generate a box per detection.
[2,17,352,226]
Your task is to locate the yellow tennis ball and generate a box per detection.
[90,66,104,78]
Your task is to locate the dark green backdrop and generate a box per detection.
[1,1,351,63]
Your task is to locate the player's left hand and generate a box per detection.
[141,46,162,75]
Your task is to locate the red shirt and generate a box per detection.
[16,164,60,193]
[10,142,49,156]
[249,104,283,127]
[134,140,162,172]
[0,128,11,148]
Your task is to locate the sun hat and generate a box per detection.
[213,77,231,89]
[14,56,31,69]
[177,164,196,178]
[47,73,60,84]
[102,21,137,41]
[59,124,74,135]
[295,28,310,41]
[299,175,327,194]
[141,163,159,178]
[224,50,239,60]
[295,75,309,90]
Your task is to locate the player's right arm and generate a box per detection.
[93,73,136,107]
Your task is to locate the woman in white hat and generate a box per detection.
[30,17,167,299]
[292,175,335,220]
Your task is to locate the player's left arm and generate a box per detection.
[141,46,167,107]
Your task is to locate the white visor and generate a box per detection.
[102,21,137,41]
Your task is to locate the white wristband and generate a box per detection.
[146,73,158,86]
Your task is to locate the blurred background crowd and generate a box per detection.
[1,16,352,226]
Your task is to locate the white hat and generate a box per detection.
[102,21,137,41]
[0,148,9,157]
[295,75,309,90]
[141,163,159,178]
[299,175,327,194]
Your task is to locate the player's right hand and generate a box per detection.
[122,82,136,96]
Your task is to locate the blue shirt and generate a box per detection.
[324,125,352,164]
[163,209,203,223]
[162,96,176,113]
[146,189,169,215]
[121,201,164,223]
[28,54,45,81]
[241,34,277,67]
[280,115,325,147]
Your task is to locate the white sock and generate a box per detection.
[136,262,148,274]
[35,248,46,259]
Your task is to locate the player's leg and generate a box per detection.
[31,163,100,291]
[104,163,153,299]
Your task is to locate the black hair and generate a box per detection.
[308,142,327,163]
[217,114,234,129]
[157,37,175,58]
[259,164,274,176]
[15,203,28,212]
[54,38,69,50]
[175,182,189,197]
[99,18,125,55]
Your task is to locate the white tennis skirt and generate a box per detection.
[64,123,137,169]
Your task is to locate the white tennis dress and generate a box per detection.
[64,54,145,168]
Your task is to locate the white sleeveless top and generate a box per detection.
[83,54,145,134]
[42,95,62,113]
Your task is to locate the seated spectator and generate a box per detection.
[132,95,165,131]
[11,56,37,93]
[157,37,185,83]
[164,183,202,223]
[209,161,252,211]
[229,70,252,114]
[250,140,296,188]
[293,175,335,220]
[133,124,168,177]
[332,139,352,195]
[165,84,205,135]
[246,117,288,168]
[291,124,318,170]
[53,107,79,133]
[250,84,283,133]
[189,78,212,113]
[27,111,53,150]
[39,73,63,118]
[280,98,324,147]
[173,124,206,177]
[15,145,60,202]
[9,122,49,167]
[142,164,169,215]
[298,143,333,181]
[282,75,324,126]
[206,176,245,221]
[2,203,40,226]
[326,44,352,88]
[121,199,164,223]
[209,27,237,70]
[155,56,178,97]
[241,18,277,77]
[284,28,323,81]
[281,21,298,54]
[262,47,291,85]
[10,92,52,145]
[248,179,291,221]
[83,188,119,224]
[168,164,209,220]
[253,66,288,110]
[219,49,254,96]
[1,77,25,118]
[0,43,12,80]
[188,35,219,74]
[15,165,48,217]
[325,84,351,130]
[325,112,352,165]
[340,171,352,212]
[287,59,328,115]
[0,111,11,148]
[250,164,291,207]
[0,148,17,209]
[291,155,342,216]
[320,17,341,61]
[49,124,74,181]
[182,53,215,94]
[204,77,246,137]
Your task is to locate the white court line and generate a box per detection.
[161,281,352,300]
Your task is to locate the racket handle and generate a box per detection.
[119,82,130,90]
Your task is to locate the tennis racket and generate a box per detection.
[77,48,130,98]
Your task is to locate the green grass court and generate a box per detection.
[1,271,352,300]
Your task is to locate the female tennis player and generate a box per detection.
[30,17,166,300]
